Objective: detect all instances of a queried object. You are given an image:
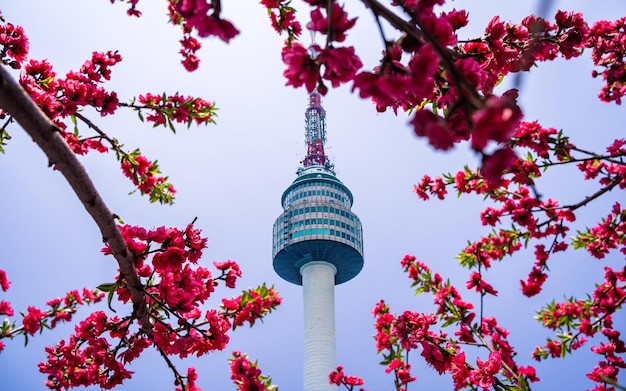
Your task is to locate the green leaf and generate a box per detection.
[442,316,459,328]
[137,110,144,122]
[414,286,428,296]
[107,289,117,313]
[571,238,585,250]
[601,376,626,391]
[518,376,530,391]
[96,282,118,292]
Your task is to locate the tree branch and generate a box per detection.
[0,64,151,334]
[359,0,483,109]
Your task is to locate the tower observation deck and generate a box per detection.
[272,90,364,391]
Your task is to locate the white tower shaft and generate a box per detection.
[301,261,338,391]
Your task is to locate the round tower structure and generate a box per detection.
[272,165,364,284]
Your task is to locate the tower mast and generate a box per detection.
[272,90,364,391]
[302,90,329,168]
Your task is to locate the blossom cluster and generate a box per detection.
[410,114,624,389]
[92,223,280,389]
[119,149,176,204]
[586,17,626,104]
[37,310,142,390]
[260,0,302,43]
[0,17,29,68]
[130,92,217,129]
[14,223,281,390]
[112,1,201,70]
[281,3,362,93]
[344,255,538,391]
[109,0,141,17]
[329,365,366,390]
[532,266,625,386]
[574,203,626,259]
[19,52,121,125]
[174,367,201,391]
[0,280,104,354]
[229,351,277,391]
[415,122,625,299]
[178,26,202,72]
[170,0,239,42]
[221,283,282,329]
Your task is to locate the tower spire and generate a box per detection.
[302,90,330,168]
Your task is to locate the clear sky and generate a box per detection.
[0,1,624,390]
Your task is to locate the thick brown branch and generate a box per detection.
[0,64,151,334]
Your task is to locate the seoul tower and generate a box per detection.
[272,89,364,391]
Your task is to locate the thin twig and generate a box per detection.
[74,112,119,147]
[155,344,187,391]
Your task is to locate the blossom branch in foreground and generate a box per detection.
[0,64,151,333]
[67,223,282,389]
[1,15,217,204]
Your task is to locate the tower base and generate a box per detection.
[301,261,338,391]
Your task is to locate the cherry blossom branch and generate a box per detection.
[565,290,626,346]
[359,0,482,108]
[155,343,187,390]
[144,291,212,336]
[568,144,626,161]
[76,109,177,204]
[563,175,622,211]
[0,64,151,334]
[537,152,626,168]
[495,175,619,227]
[73,112,117,146]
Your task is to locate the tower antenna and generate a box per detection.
[302,89,330,168]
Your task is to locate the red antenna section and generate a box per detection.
[302,90,329,167]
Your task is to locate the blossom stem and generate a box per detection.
[155,343,187,391]
[537,153,626,168]
[73,112,125,154]
[145,291,212,336]
[565,175,622,211]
